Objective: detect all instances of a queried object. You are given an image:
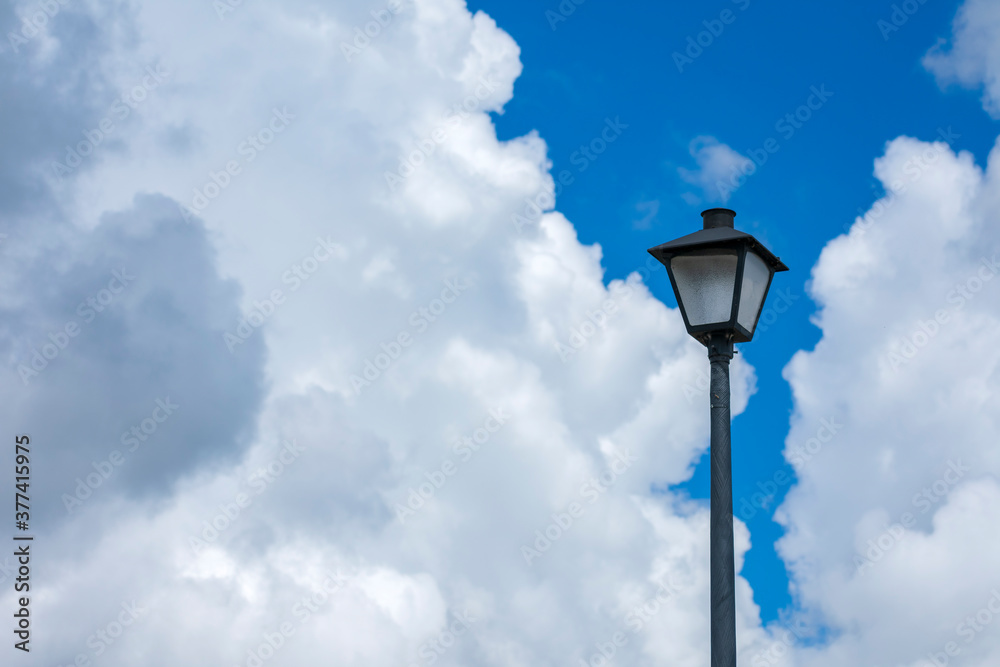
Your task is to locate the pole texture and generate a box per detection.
[708,333,735,667]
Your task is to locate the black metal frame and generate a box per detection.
[648,209,788,346]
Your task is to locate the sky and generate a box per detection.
[461,0,1000,623]
[0,0,999,665]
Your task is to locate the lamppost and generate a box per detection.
[648,208,788,667]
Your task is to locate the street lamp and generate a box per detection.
[648,208,788,667]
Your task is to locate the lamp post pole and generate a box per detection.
[708,332,736,667]
[648,208,788,667]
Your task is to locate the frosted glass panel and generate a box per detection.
[737,251,771,332]
[670,251,738,326]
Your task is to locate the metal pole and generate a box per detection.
[708,332,736,667]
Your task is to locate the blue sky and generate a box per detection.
[470,0,998,623]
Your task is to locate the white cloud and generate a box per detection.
[678,135,754,203]
[772,129,1000,666]
[924,0,1000,117]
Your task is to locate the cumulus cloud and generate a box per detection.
[771,92,1000,667]
[924,0,1000,118]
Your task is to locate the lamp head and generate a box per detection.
[648,209,788,345]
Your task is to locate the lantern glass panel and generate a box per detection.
[737,250,771,333]
[670,250,739,326]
